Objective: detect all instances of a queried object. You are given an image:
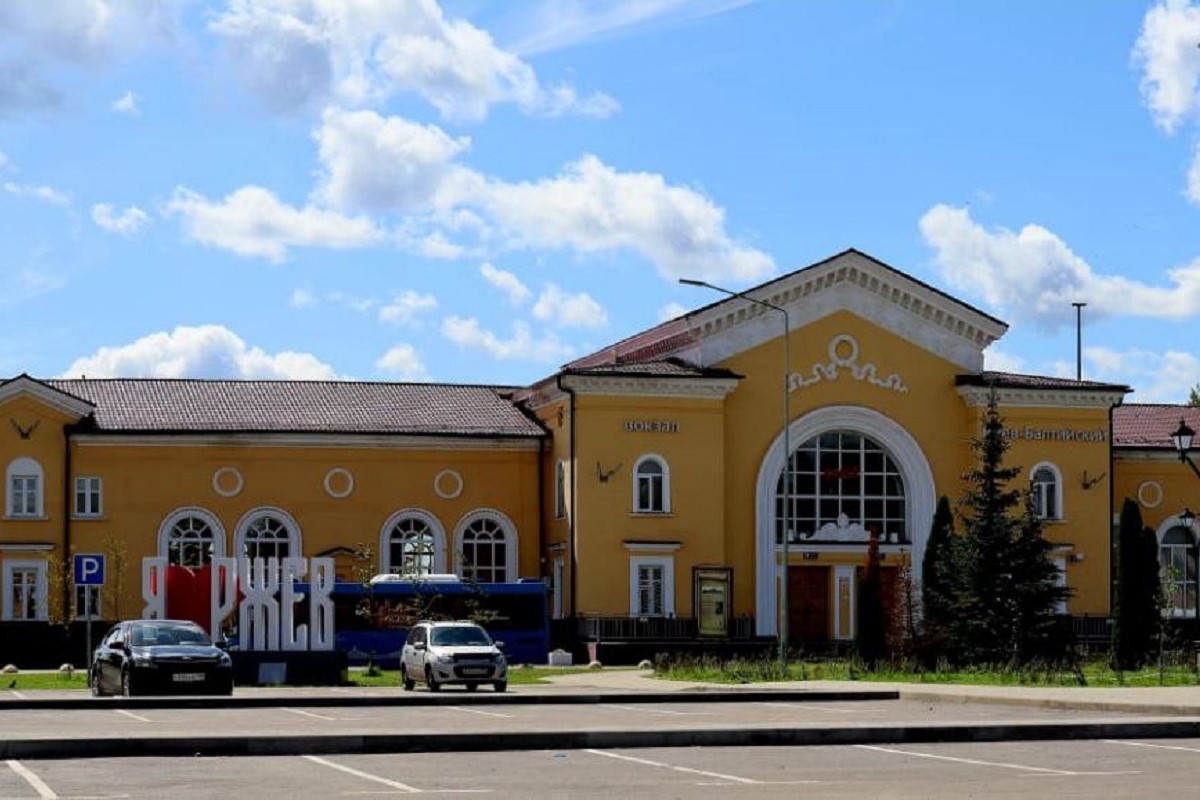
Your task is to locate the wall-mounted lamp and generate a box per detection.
[1068,553,1086,563]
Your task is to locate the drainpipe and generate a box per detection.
[61,422,74,619]
[556,374,578,626]
[536,432,545,581]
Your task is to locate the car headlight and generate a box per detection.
[130,650,155,666]
[218,652,232,667]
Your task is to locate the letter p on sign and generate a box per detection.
[74,554,105,586]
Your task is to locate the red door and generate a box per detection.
[787,566,830,643]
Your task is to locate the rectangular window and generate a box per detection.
[3,561,48,621]
[74,476,103,517]
[75,584,102,619]
[629,556,674,617]
[9,474,39,517]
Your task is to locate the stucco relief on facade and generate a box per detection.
[788,334,908,394]
[1138,480,1163,509]
[324,468,354,499]
[212,467,243,498]
[434,468,464,499]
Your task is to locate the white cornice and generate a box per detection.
[558,374,739,399]
[0,376,94,418]
[0,543,54,552]
[683,251,1008,373]
[623,541,683,552]
[956,386,1126,409]
[71,433,543,451]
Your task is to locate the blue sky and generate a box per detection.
[3,1,1200,402]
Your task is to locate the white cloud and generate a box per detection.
[441,316,573,362]
[1189,142,1200,204]
[1133,0,1200,134]
[480,263,530,305]
[290,287,315,307]
[532,284,607,328]
[210,0,615,122]
[110,89,140,115]
[4,182,71,206]
[919,204,1200,326]
[314,107,469,212]
[165,185,381,261]
[658,301,688,322]
[60,324,341,379]
[375,343,430,381]
[91,203,149,236]
[0,1,179,117]
[982,345,1025,374]
[1083,345,1198,403]
[0,150,8,171]
[378,290,438,326]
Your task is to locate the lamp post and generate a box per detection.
[1172,420,1200,620]
[680,278,792,671]
[1179,507,1198,621]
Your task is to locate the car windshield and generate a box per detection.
[129,624,211,647]
[430,626,492,647]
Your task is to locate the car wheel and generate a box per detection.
[218,679,234,697]
[493,680,507,693]
[402,666,415,692]
[425,666,440,692]
[121,669,137,697]
[465,682,479,692]
[90,667,106,697]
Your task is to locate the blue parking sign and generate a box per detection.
[74,554,105,586]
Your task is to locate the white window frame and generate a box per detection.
[74,476,103,517]
[632,454,671,514]
[3,559,49,621]
[629,556,674,618]
[1029,461,1063,521]
[6,458,43,518]
[75,584,102,620]
[379,508,447,575]
[453,508,518,583]
[554,460,566,519]
[233,506,302,563]
[157,507,226,566]
[1158,518,1197,618]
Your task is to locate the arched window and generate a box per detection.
[555,460,566,519]
[455,510,518,583]
[777,431,907,543]
[234,508,301,563]
[1160,524,1196,618]
[6,457,43,518]
[1030,462,1062,521]
[380,510,446,575]
[158,508,226,567]
[633,455,670,514]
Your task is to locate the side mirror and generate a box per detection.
[109,639,124,650]
[215,638,229,651]
[414,642,427,651]
[495,641,506,650]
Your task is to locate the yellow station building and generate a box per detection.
[4,249,1200,663]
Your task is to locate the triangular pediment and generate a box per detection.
[0,374,95,419]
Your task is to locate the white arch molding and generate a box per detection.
[452,508,519,581]
[232,506,303,559]
[754,405,936,636]
[156,507,227,559]
[379,508,448,574]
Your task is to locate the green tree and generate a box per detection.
[1113,498,1159,669]
[1188,384,1200,407]
[920,495,955,661]
[856,530,886,669]
[947,388,1070,665]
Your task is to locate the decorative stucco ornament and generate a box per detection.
[789,334,908,394]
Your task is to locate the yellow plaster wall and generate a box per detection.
[0,396,76,547]
[1114,455,1190,538]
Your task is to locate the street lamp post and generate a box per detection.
[1171,420,1200,620]
[680,278,792,671]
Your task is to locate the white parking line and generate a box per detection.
[756,701,862,714]
[115,709,152,723]
[284,707,340,721]
[855,744,1139,776]
[303,755,422,793]
[6,759,56,799]
[599,704,714,716]
[584,749,819,786]
[8,689,27,699]
[1105,739,1200,754]
[449,706,514,718]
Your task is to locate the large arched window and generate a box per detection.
[6,457,43,518]
[777,431,907,543]
[1160,524,1197,618]
[234,507,301,562]
[1030,462,1063,521]
[380,509,446,575]
[632,454,670,514]
[158,508,226,567]
[454,509,518,583]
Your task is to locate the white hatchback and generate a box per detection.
[401,620,508,692]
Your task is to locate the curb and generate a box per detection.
[897,689,1200,717]
[5,719,1200,761]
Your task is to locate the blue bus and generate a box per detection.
[312,575,550,668]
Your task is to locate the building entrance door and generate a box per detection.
[787,565,830,643]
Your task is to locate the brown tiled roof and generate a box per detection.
[956,371,1131,392]
[41,379,547,437]
[566,359,740,379]
[1113,404,1200,449]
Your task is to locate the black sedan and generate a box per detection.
[90,619,234,696]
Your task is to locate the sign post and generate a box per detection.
[74,554,105,672]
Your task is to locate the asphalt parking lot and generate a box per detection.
[4,739,1200,799]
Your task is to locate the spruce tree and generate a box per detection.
[1113,498,1151,669]
[920,495,955,662]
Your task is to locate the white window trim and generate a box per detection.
[629,555,674,618]
[379,508,447,575]
[74,475,103,518]
[233,506,302,561]
[1029,461,1063,521]
[453,508,519,582]
[1156,515,1197,619]
[3,559,49,621]
[157,507,227,561]
[6,457,44,518]
[631,453,671,514]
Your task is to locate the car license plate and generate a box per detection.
[172,673,205,682]
[461,668,489,676]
